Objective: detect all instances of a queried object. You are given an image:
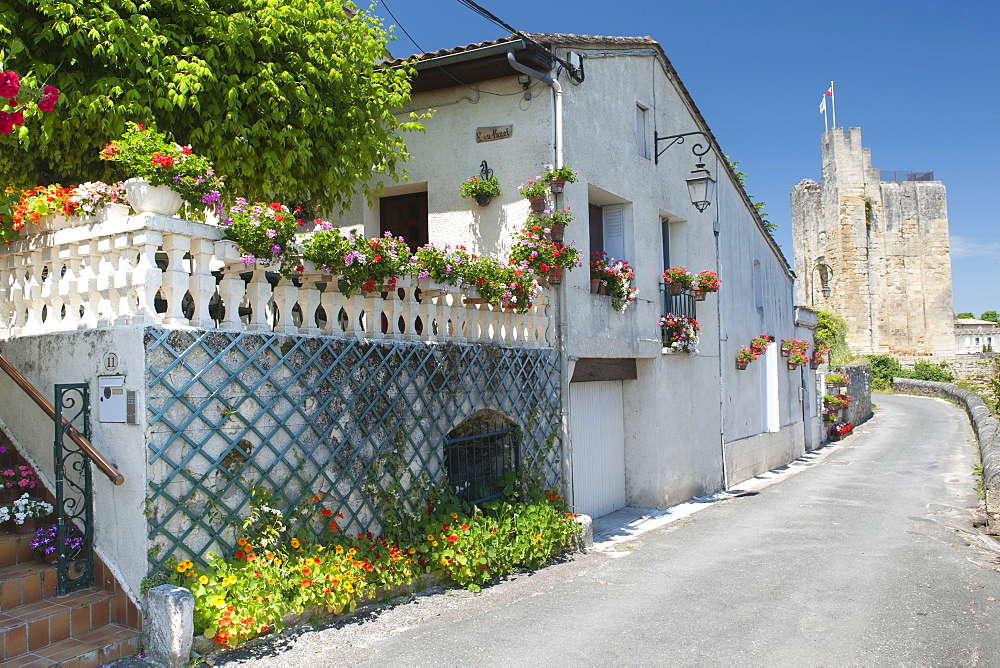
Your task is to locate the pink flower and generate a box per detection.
[0,111,12,135]
[37,86,59,113]
[0,72,20,99]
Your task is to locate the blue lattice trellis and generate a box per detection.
[144,327,561,572]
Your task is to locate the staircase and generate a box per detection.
[0,528,141,666]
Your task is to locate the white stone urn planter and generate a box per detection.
[214,239,242,264]
[124,177,183,216]
[98,202,131,222]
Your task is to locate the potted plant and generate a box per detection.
[11,493,53,534]
[590,252,638,313]
[693,270,721,301]
[458,256,537,312]
[100,122,224,217]
[458,174,502,207]
[660,314,700,354]
[750,333,772,357]
[735,345,757,370]
[303,229,411,296]
[518,179,549,212]
[662,266,695,296]
[0,464,38,503]
[826,373,848,390]
[811,343,829,368]
[508,224,581,288]
[0,185,22,242]
[529,207,573,242]
[10,184,81,232]
[219,199,302,278]
[788,350,808,369]
[30,522,85,564]
[539,164,580,193]
[68,181,129,222]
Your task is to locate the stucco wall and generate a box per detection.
[0,327,149,601]
[353,43,813,511]
[839,362,874,427]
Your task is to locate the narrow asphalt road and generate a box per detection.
[219,394,1000,666]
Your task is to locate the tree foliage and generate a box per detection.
[0,0,421,212]
[980,310,999,323]
[726,156,776,237]
[956,312,974,319]
[815,309,855,367]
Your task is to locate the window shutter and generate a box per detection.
[603,204,625,261]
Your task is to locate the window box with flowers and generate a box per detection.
[780,338,810,358]
[750,333,772,357]
[811,343,829,368]
[219,200,303,278]
[591,252,638,313]
[788,350,808,369]
[662,266,695,296]
[302,227,412,296]
[100,122,224,218]
[9,184,82,233]
[825,373,848,391]
[660,314,700,354]
[458,174,502,207]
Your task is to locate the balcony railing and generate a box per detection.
[0,213,553,347]
[660,283,697,320]
[879,170,934,182]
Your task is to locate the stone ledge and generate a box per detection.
[892,377,1000,532]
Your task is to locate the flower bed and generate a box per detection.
[166,490,580,650]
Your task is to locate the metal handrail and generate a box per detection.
[0,353,124,485]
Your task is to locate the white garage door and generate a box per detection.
[569,380,626,518]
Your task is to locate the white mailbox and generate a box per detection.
[98,375,126,423]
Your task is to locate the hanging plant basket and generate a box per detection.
[550,222,566,242]
[474,193,493,207]
[668,283,683,296]
[736,360,750,371]
[693,288,706,301]
[528,195,547,213]
[549,177,567,193]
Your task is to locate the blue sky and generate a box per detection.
[371,0,999,317]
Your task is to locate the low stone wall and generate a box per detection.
[892,378,1000,532]
[840,363,874,427]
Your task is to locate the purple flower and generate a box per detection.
[265,229,277,239]
[270,244,281,254]
[201,190,221,205]
[241,254,255,265]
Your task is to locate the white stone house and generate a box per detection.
[955,318,1000,354]
[341,33,822,517]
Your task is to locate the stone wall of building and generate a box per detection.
[791,127,955,357]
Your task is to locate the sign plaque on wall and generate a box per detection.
[476,125,513,143]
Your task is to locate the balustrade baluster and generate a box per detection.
[8,253,27,335]
[272,277,298,334]
[365,291,384,339]
[112,233,133,324]
[299,279,322,335]
[244,269,272,331]
[318,283,338,336]
[187,238,215,328]
[23,249,44,333]
[160,234,190,324]
[39,247,58,331]
[132,230,164,326]
[217,268,246,330]
[77,240,100,329]
[342,292,364,338]
[57,245,78,331]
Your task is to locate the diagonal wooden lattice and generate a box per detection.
[144,327,561,572]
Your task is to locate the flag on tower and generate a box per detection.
[825,87,833,96]
[819,97,827,114]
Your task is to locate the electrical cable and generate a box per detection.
[453,0,584,83]
[379,0,538,97]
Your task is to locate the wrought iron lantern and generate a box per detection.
[685,163,716,213]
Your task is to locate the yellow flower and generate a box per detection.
[267,577,275,584]
[222,576,237,586]
[4,187,13,194]
[273,558,282,566]
[408,547,416,555]
[212,596,225,607]
[317,546,325,552]
[335,545,344,554]
[432,541,438,547]
[426,534,434,541]
[290,538,300,549]
[176,563,187,573]
[347,548,356,556]
[451,513,458,519]
[198,575,209,585]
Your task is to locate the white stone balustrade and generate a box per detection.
[0,213,554,347]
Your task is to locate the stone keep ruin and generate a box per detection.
[791,127,955,356]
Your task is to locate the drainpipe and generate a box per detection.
[506,51,563,167]
[506,50,571,502]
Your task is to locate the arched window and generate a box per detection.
[444,411,520,504]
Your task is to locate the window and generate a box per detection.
[636,104,650,159]
[589,203,626,261]
[380,191,428,249]
[444,412,520,504]
[762,342,780,433]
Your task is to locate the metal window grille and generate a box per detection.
[445,415,520,504]
[879,171,934,182]
[661,284,697,320]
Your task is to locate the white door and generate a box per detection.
[570,380,626,518]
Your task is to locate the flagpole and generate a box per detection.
[830,80,837,129]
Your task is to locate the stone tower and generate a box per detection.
[791,127,955,356]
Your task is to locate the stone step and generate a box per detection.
[0,623,140,666]
[0,565,56,611]
[0,588,114,661]
[0,535,35,571]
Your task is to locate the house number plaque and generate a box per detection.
[476,125,513,143]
